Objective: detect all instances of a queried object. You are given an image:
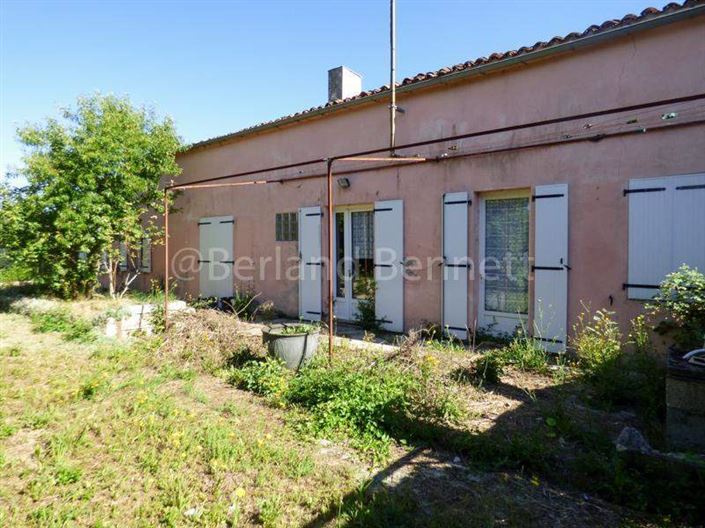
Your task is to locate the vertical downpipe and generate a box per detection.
[163,189,169,330]
[326,159,335,364]
[389,0,396,155]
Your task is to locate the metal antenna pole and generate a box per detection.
[163,189,169,330]
[389,0,396,155]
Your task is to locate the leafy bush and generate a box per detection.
[650,265,705,351]
[0,260,31,283]
[0,95,181,299]
[230,358,290,401]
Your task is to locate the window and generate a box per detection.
[276,212,298,241]
[139,238,151,273]
[118,242,128,271]
[483,197,530,315]
[627,173,705,299]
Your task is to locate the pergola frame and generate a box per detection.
[161,92,705,361]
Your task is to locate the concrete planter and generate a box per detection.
[262,324,319,370]
[667,346,705,453]
[104,301,191,339]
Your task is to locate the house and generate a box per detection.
[142,1,705,351]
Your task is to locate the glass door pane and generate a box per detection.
[351,211,374,300]
[335,212,345,299]
[484,197,529,314]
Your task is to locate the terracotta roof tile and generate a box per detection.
[186,0,705,151]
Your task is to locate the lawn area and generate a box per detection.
[0,287,703,527]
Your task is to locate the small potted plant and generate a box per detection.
[262,322,320,370]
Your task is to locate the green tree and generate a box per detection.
[0,94,181,298]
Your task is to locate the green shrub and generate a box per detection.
[229,358,290,401]
[0,261,31,283]
[573,309,622,374]
[574,310,665,422]
[287,360,415,456]
[650,264,705,351]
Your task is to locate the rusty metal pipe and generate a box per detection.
[172,114,705,192]
[326,158,335,364]
[167,92,705,190]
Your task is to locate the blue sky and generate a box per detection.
[1,0,655,179]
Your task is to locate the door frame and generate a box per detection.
[333,204,374,322]
[478,190,530,336]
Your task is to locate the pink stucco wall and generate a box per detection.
[145,16,705,339]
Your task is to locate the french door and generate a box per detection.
[334,206,375,321]
[479,193,530,335]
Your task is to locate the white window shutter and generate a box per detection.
[298,206,322,321]
[374,200,404,332]
[198,216,234,298]
[442,192,470,340]
[118,242,128,271]
[626,177,671,300]
[533,184,568,353]
[140,238,152,273]
[672,173,705,275]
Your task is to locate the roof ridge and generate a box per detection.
[184,0,705,152]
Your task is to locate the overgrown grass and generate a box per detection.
[497,334,551,373]
[230,353,464,461]
[3,292,703,526]
[29,308,97,342]
[574,310,666,427]
[0,311,360,527]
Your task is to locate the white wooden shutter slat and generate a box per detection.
[199,216,234,298]
[442,192,469,340]
[672,173,705,274]
[374,200,404,332]
[298,206,322,322]
[533,184,568,353]
[627,177,671,300]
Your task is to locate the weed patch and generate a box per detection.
[230,354,464,461]
[29,308,96,342]
[497,335,550,373]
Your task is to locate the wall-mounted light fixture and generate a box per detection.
[337,177,351,189]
